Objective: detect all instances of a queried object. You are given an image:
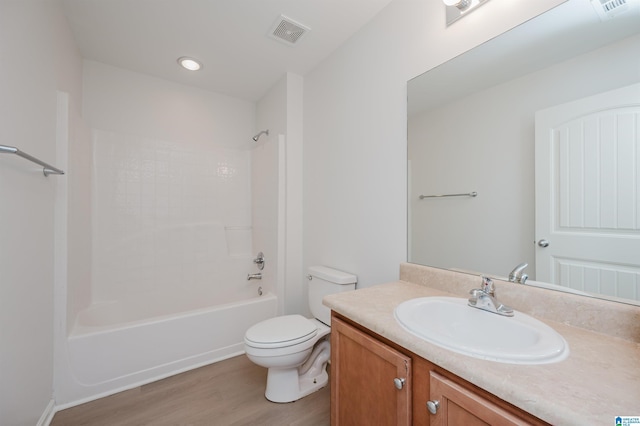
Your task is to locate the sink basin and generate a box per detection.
[394,297,569,364]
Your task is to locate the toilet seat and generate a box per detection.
[245,315,318,349]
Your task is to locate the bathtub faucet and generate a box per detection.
[247,273,262,281]
[508,262,529,284]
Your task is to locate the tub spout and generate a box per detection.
[247,273,262,281]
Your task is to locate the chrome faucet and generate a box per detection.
[247,273,262,281]
[508,262,529,284]
[468,276,514,317]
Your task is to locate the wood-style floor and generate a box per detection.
[51,355,330,426]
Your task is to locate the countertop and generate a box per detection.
[323,279,640,425]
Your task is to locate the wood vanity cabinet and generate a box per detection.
[331,314,548,426]
[426,369,547,425]
[331,316,412,425]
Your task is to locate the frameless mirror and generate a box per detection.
[408,0,640,305]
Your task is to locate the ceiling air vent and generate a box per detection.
[268,15,310,46]
[590,0,637,20]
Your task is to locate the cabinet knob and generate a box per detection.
[427,400,440,414]
[393,377,406,390]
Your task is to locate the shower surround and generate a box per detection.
[54,61,282,406]
[91,130,254,303]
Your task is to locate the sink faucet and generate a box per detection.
[508,262,528,284]
[468,276,514,317]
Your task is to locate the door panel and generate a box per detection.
[535,83,640,300]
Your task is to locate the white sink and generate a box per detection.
[394,297,569,364]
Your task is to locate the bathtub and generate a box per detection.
[59,289,277,407]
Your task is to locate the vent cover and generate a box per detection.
[268,15,310,46]
[591,0,636,20]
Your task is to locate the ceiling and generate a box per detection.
[61,0,395,102]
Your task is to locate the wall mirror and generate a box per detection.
[408,0,640,305]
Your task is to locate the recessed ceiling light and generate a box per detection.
[177,57,202,71]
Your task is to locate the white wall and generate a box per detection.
[250,133,281,302]
[409,34,640,279]
[83,61,255,149]
[254,77,286,311]
[64,100,92,331]
[284,74,304,315]
[255,73,305,315]
[0,0,82,424]
[303,0,565,289]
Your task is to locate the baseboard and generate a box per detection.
[37,399,56,426]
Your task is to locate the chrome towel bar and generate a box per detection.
[419,191,477,199]
[0,144,65,176]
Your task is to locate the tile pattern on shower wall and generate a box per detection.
[92,130,252,302]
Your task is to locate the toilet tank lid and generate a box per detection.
[308,266,357,285]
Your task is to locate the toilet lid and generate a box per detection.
[245,315,318,347]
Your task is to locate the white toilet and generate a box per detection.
[244,265,357,403]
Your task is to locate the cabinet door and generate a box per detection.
[429,371,534,426]
[331,316,411,425]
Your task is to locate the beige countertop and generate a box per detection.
[323,274,640,425]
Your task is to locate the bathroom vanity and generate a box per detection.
[324,263,640,425]
[331,315,547,425]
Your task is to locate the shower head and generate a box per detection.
[252,129,269,142]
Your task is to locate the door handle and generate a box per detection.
[538,239,549,247]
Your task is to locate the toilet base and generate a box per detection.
[264,339,331,403]
[265,366,328,403]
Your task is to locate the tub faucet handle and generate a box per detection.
[253,252,265,270]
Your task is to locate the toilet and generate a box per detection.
[244,265,357,403]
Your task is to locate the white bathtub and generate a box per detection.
[58,290,277,407]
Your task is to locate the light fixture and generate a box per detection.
[444,0,490,26]
[443,0,473,11]
[177,56,202,71]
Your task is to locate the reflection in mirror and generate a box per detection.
[408,0,640,305]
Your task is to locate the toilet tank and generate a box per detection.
[308,266,357,326]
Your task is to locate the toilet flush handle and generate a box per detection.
[307,274,313,280]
